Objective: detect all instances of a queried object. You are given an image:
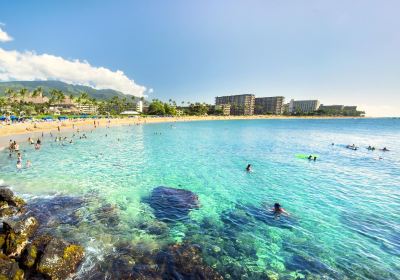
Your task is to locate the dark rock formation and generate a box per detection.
[0,189,85,280]
[93,203,120,227]
[222,204,298,230]
[24,196,84,232]
[137,220,169,235]
[36,237,84,280]
[0,253,24,280]
[145,186,200,222]
[82,242,223,280]
[3,217,38,257]
[0,186,26,208]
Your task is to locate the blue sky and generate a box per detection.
[0,0,399,116]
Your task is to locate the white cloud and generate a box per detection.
[0,26,13,42]
[148,88,154,94]
[0,48,146,96]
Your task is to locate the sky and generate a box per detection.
[0,0,399,116]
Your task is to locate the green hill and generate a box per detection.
[0,80,132,100]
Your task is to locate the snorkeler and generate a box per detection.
[246,164,252,172]
[272,203,289,218]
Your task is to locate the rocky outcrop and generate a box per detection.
[0,188,85,280]
[3,217,38,257]
[145,186,200,222]
[0,253,24,280]
[0,187,26,209]
[37,238,84,280]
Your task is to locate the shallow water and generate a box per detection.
[1,118,399,279]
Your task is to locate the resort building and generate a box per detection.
[48,96,78,114]
[255,96,285,115]
[319,105,344,111]
[136,100,143,113]
[215,104,231,116]
[215,94,255,115]
[289,99,320,114]
[75,103,98,114]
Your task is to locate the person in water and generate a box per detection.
[382,147,390,151]
[272,203,289,218]
[308,155,312,160]
[246,164,252,172]
[26,160,32,168]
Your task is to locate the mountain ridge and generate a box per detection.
[0,80,135,100]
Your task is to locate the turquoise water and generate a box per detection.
[1,118,399,279]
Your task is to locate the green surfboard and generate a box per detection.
[295,154,319,159]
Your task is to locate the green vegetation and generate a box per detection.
[0,81,127,100]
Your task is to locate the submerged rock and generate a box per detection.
[286,254,339,278]
[222,204,298,231]
[25,196,85,232]
[93,203,120,227]
[0,253,24,280]
[137,220,169,235]
[37,237,84,280]
[145,186,200,222]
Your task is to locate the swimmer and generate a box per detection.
[246,164,252,172]
[308,155,312,160]
[313,156,317,161]
[26,160,32,168]
[382,147,390,152]
[272,203,289,218]
[16,161,22,169]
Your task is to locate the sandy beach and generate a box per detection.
[0,115,360,148]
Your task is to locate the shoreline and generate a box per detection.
[0,115,364,148]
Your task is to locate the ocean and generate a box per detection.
[1,118,399,279]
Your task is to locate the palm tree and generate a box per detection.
[4,88,14,104]
[19,88,29,101]
[49,89,59,105]
[57,91,65,104]
[31,87,43,98]
[131,96,136,103]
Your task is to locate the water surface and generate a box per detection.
[1,118,399,279]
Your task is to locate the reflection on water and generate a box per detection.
[1,119,400,279]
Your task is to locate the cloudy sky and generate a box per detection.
[0,1,399,116]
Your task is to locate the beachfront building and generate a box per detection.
[48,96,78,114]
[136,100,143,113]
[214,104,231,116]
[289,99,320,114]
[215,94,255,115]
[318,104,361,116]
[76,103,98,114]
[255,96,285,115]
